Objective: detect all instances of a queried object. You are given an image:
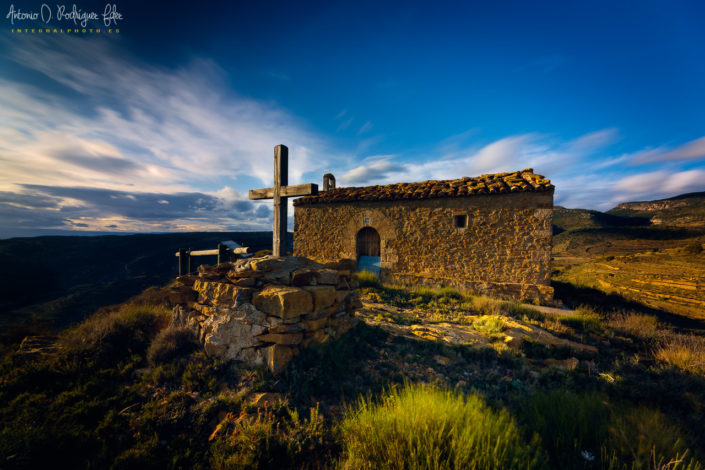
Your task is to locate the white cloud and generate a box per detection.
[0,36,339,234]
[1,37,333,190]
[610,169,705,204]
[341,156,405,185]
[631,135,705,163]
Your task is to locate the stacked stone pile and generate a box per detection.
[172,256,361,373]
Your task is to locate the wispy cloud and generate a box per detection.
[630,135,705,163]
[339,129,620,189]
[0,36,335,236]
[340,155,403,185]
[333,128,699,210]
[0,184,271,237]
[336,117,353,131]
[611,169,705,202]
[357,121,373,135]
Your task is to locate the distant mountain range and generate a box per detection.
[0,232,282,332]
[607,191,705,227]
[554,192,705,233]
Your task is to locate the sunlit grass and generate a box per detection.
[607,311,661,340]
[340,383,545,469]
[655,333,705,375]
[556,306,603,334]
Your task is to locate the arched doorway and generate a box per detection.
[356,227,381,275]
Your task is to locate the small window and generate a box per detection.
[454,214,467,228]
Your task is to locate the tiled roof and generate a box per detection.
[294,169,553,206]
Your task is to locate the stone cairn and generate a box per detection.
[172,256,361,373]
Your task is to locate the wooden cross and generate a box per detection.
[249,145,318,257]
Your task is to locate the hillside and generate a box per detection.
[1,278,703,468]
[0,232,282,334]
[552,206,649,233]
[552,192,705,321]
[608,191,705,227]
[2,191,705,468]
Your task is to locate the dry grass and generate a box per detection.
[470,295,503,316]
[147,326,200,365]
[58,303,170,358]
[608,311,662,340]
[542,317,572,335]
[654,334,705,375]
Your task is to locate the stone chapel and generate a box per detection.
[293,169,554,304]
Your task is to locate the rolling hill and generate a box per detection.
[553,192,705,320]
[0,232,283,332]
[608,191,705,227]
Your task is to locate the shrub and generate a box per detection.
[209,404,335,470]
[521,390,610,469]
[355,271,381,288]
[607,406,701,469]
[147,326,199,365]
[339,384,546,469]
[608,312,661,341]
[521,390,703,469]
[59,304,170,363]
[438,287,463,300]
[655,334,705,376]
[472,315,506,336]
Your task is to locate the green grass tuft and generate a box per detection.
[557,306,603,334]
[471,315,507,336]
[355,271,382,288]
[339,383,546,469]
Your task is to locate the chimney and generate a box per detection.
[323,173,336,191]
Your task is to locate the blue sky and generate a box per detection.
[1,0,705,238]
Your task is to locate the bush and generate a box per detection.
[59,304,170,363]
[209,404,335,469]
[521,390,703,469]
[438,287,463,300]
[339,384,546,469]
[655,334,705,376]
[608,311,661,341]
[521,390,610,469]
[147,326,199,365]
[471,315,506,336]
[607,406,701,469]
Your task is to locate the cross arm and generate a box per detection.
[249,183,319,200]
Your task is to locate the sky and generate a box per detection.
[1,0,705,238]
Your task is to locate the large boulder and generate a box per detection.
[252,286,313,319]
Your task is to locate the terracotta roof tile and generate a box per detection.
[294,169,553,206]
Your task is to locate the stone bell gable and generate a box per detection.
[293,169,554,304]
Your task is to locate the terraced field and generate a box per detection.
[554,246,705,320]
